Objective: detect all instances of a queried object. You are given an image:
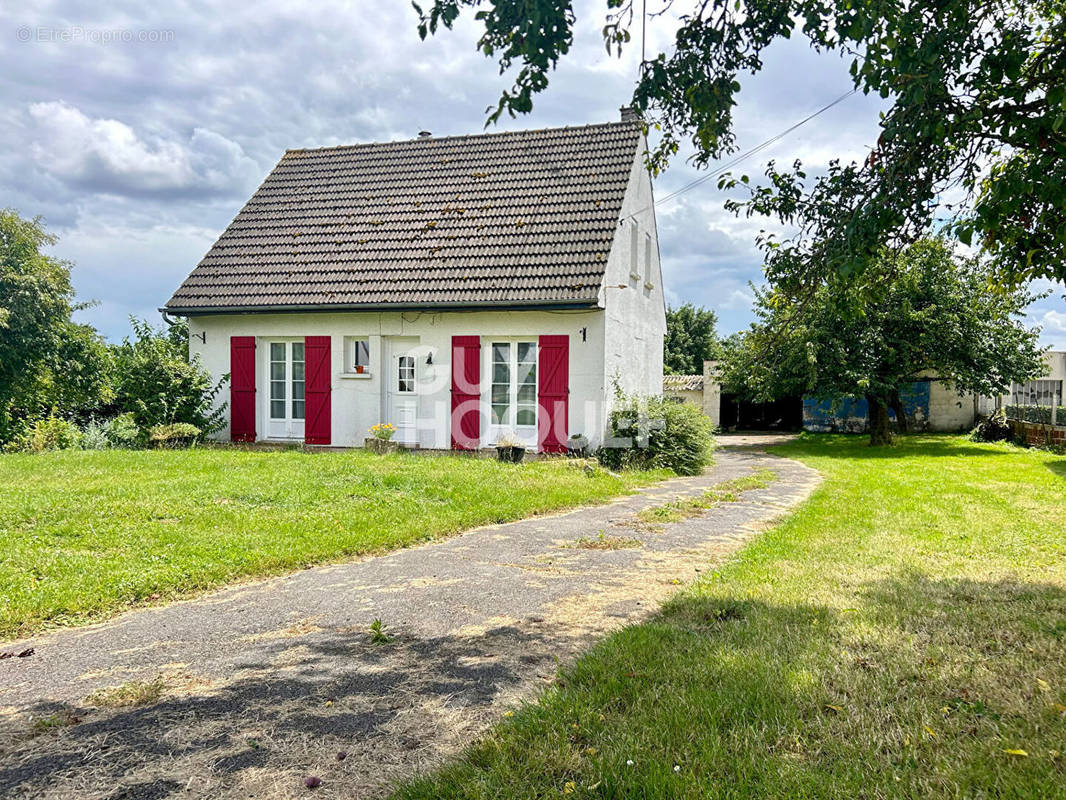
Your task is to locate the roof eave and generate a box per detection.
[161,297,603,316]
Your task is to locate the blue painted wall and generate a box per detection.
[803,381,931,433]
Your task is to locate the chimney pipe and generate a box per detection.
[619,106,638,123]
[418,130,432,138]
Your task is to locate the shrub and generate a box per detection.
[971,411,1014,443]
[148,422,201,448]
[597,392,715,476]
[104,413,141,448]
[9,416,82,452]
[111,319,225,434]
[79,421,111,450]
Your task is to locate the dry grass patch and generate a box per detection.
[634,469,777,528]
[567,532,643,550]
[28,708,81,737]
[84,676,167,708]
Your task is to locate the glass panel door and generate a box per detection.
[266,341,305,440]
[516,342,537,426]
[491,343,511,425]
[487,340,537,445]
[270,343,287,420]
[291,342,305,420]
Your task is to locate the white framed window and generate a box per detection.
[643,232,655,289]
[343,336,371,374]
[397,355,415,393]
[489,340,537,432]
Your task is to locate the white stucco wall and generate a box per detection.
[189,308,610,449]
[926,380,977,431]
[599,132,667,405]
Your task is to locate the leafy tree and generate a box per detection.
[413,0,1066,286]
[30,321,114,422]
[0,211,86,439]
[732,239,1045,445]
[664,303,721,374]
[716,331,757,397]
[110,318,226,434]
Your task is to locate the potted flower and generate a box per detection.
[495,432,526,463]
[365,423,400,454]
[567,433,589,458]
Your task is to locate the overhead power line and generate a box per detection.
[625,87,859,222]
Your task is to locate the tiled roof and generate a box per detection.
[165,120,642,311]
[663,374,704,391]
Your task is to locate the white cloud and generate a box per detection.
[26,101,260,198]
[1040,310,1066,334]
[0,0,899,340]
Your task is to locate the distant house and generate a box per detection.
[165,112,665,450]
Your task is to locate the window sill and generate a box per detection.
[339,371,373,379]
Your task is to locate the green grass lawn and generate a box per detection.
[0,448,666,640]
[394,435,1066,799]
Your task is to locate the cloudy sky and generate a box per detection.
[2,0,1063,348]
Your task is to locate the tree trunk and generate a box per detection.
[867,394,893,446]
[889,390,908,434]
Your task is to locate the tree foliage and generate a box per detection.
[111,318,225,434]
[731,239,1045,445]
[664,303,721,374]
[0,210,112,439]
[0,210,224,445]
[413,0,1066,286]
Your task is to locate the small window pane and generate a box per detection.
[517,384,535,403]
[270,342,285,360]
[292,342,304,361]
[517,342,536,363]
[270,400,285,418]
[292,381,305,401]
[292,400,305,420]
[492,404,508,424]
[270,380,285,401]
[491,384,509,404]
[270,362,285,381]
[492,343,510,363]
[517,362,536,386]
[493,362,510,384]
[292,362,305,382]
[516,407,535,426]
[353,339,370,368]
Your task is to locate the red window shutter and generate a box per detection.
[230,336,256,443]
[451,335,481,450]
[304,336,332,445]
[538,334,569,453]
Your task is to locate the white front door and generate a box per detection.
[387,338,419,446]
[266,340,305,440]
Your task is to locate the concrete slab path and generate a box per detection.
[0,435,820,799]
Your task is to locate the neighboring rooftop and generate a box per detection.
[663,374,704,392]
[165,119,642,312]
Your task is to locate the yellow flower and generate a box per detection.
[562,782,575,795]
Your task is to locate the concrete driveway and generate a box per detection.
[0,435,819,799]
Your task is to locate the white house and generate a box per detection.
[164,111,665,451]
